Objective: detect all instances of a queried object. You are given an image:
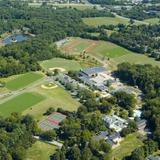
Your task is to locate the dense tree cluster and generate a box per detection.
[110,25,160,60]
[88,0,126,5]
[116,63,160,159]
[116,5,159,20]
[0,113,38,160]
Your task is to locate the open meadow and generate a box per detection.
[109,133,143,160]
[61,37,160,69]
[83,17,129,27]
[144,18,160,24]
[26,140,57,160]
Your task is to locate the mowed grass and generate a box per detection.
[62,38,160,69]
[90,41,132,58]
[110,133,143,160]
[83,17,129,27]
[5,72,44,90]
[23,86,80,120]
[40,58,82,71]
[74,41,91,52]
[26,140,57,160]
[113,52,160,67]
[144,18,160,24]
[0,92,45,117]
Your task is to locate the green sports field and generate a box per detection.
[62,38,160,69]
[23,86,80,120]
[0,92,45,117]
[40,58,82,71]
[5,72,44,90]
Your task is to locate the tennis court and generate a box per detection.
[39,112,66,130]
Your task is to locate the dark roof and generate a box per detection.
[95,131,109,141]
[137,119,147,126]
[81,67,106,76]
[108,132,120,140]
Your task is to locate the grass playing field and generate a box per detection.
[61,37,160,69]
[5,72,44,90]
[39,58,82,71]
[26,140,57,160]
[23,86,80,120]
[109,133,143,160]
[0,92,45,117]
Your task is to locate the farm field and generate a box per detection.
[5,72,44,90]
[110,133,143,160]
[61,37,160,69]
[144,18,160,24]
[23,85,80,120]
[40,58,82,71]
[0,92,45,117]
[26,140,57,160]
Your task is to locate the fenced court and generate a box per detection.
[39,112,66,130]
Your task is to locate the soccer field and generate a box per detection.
[0,92,45,117]
[5,72,44,90]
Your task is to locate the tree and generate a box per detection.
[40,130,56,141]
[130,147,145,160]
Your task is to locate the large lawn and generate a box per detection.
[5,72,44,90]
[110,133,143,160]
[144,18,160,24]
[0,92,45,117]
[90,41,132,59]
[83,17,129,27]
[61,37,160,69]
[112,52,160,67]
[83,16,145,27]
[26,140,57,160]
[39,58,82,71]
[23,86,80,120]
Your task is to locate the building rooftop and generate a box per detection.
[80,67,106,76]
[103,115,128,132]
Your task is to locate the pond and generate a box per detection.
[3,34,28,45]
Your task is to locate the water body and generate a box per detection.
[3,34,28,45]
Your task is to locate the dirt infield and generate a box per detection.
[41,83,58,90]
[49,67,66,72]
[63,38,99,53]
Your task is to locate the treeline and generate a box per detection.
[0,113,38,160]
[0,39,70,77]
[116,63,160,159]
[110,25,160,60]
[116,5,158,20]
[0,1,86,77]
[88,0,126,5]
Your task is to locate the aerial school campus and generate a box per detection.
[0,0,160,160]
